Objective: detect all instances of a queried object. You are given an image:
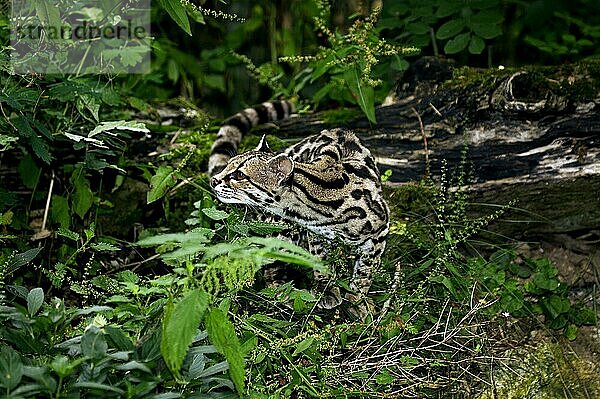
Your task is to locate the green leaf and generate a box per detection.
[564,324,578,341]
[0,346,23,390]
[81,325,108,359]
[33,0,61,30]
[89,120,149,137]
[6,248,42,274]
[105,325,135,352]
[27,287,44,316]
[540,295,571,320]
[135,229,213,247]
[406,22,430,35]
[90,242,120,252]
[56,227,79,241]
[571,306,597,325]
[201,207,229,221]
[18,155,41,189]
[436,2,462,17]
[157,0,191,36]
[13,116,51,163]
[72,382,125,394]
[292,337,314,356]
[50,355,85,378]
[444,32,471,54]
[471,9,504,25]
[346,67,376,124]
[161,290,209,377]
[471,23,502,39]
[205,308,245,394]
[436,19,465,40]
[51,196,71,229]
[532,272,559,291]
[147,165,176,204]
[71,168,94,219]
[375,369,395,385]
[76,94,100,122]
[468,35,485,54]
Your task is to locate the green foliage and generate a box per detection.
[279,1,417,123]
[161,289,208,377]
[205,308,245,394]
[524,12,598,57]
[471,251,596,338]
[379,0,503,56]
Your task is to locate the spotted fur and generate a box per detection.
[209,102,389,315]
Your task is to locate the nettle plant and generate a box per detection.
[277,0,418,123]
[388,154,596,340]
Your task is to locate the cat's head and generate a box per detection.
[210,135,294,206]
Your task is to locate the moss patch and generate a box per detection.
[477,341,600,399]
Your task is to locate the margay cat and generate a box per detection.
[209,100,389,315]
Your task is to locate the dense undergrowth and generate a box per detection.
[1,0,599,398]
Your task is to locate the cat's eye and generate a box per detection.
[228,171,244,181]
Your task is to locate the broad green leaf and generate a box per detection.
[56,227,79,241]
[161,290,209,376]
[196,360,229,378]
[135,229,213,247]
[436,19,465,40]
[6,247,42,274]
[51,195,71,229]
[247,220,287,235]
[471,23,502,39]
[147,165,176,203]
[76,94,100,122]
[406,22,430,35]
[81,325,108,359]
[205,308,245,394]
[471,9,504,25]
[72,382,125,394]
[90,242,120,252]
[187,354,206,379]
[346,68,376,124]
[540,295,570,320]
[468,35,485,54]
[34,0,61,30]
[157,0,191,36]
[105,325,134,352]
[89,120,149,137]
[564,324,578,341]
[0,346,23,390]
[13,116,51,163]
[201,207,229,220]
[292,337,314,356]
[375,370,395,385]
[436,2,462,17]
[444,32,471,54]
[115,361,152,373]
[27,287,44,316]
[17,155,41,189]
[50,356,77,378]
[71,168,94,219]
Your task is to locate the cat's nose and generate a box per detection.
[210,177,219,188]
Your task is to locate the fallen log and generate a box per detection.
[256,58,600,244]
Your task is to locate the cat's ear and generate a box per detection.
[268,154,294,185]
[255,134,272,153]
